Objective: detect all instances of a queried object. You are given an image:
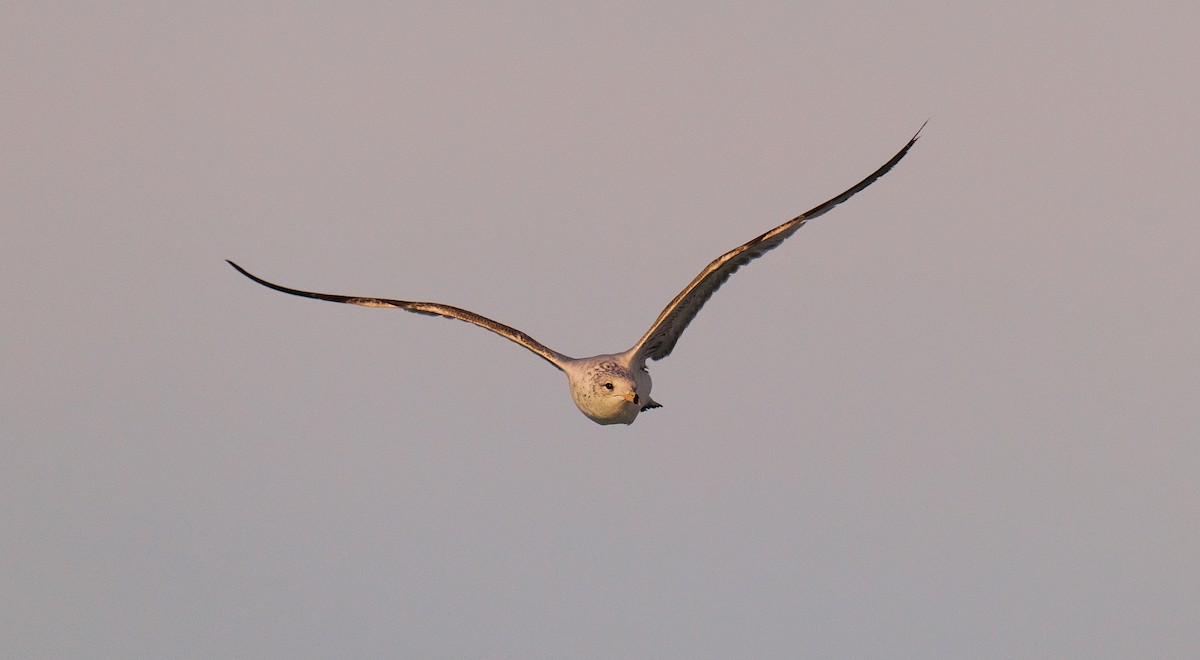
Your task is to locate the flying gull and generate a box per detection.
[228,124,922,425]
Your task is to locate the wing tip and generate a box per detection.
[909,119,929,147]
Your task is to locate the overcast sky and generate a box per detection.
[4,2,1198,657]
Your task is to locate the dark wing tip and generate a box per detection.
[795,120,926,222]
[225,259,353,303]
[226,259,278,290]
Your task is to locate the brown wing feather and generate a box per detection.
[631,123,924,363]
[226,260,571,370]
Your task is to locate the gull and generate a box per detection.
[229,125,922,425]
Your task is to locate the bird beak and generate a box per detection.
[623,392,639,405]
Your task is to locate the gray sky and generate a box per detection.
[4,2,1198,657]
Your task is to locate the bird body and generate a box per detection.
[229,124,922,425]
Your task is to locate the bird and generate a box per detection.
[228,124,922,425]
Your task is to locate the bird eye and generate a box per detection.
[603,382,614,390]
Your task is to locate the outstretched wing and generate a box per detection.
[630,123,924,364]
[226,260,572,371]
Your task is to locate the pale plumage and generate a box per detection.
[229,125,922,425]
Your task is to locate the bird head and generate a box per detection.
[566,358,641,425]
